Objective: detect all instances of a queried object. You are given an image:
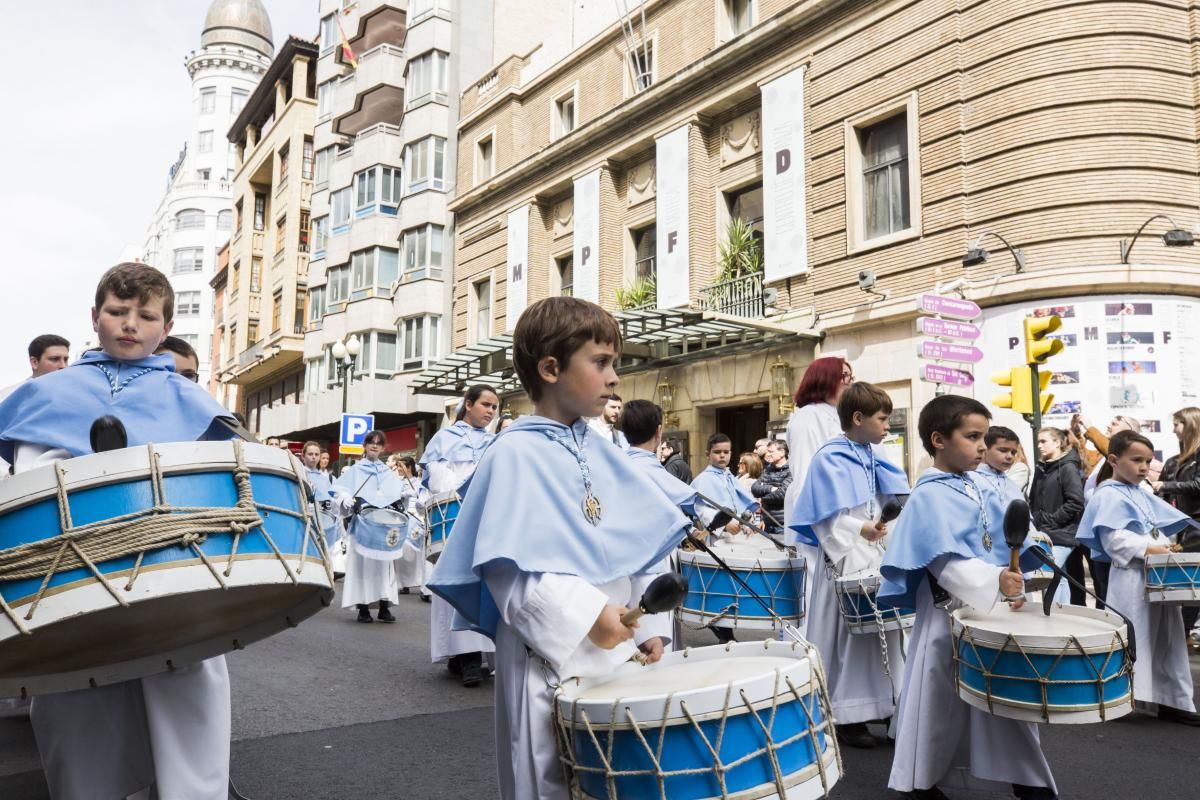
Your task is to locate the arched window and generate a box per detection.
[175,208,205,230]
[216,210,233,230]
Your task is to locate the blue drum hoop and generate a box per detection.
[1144,552,1200,605]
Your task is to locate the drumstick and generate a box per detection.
[620,572,688,627]
[691,490,787,551]
[89,415,128,453]
[1002,499,1030,576]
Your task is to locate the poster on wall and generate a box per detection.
[975,294,1200,462]
[572,170,600,302]
[656,125,690,309]
[760,65,808,282]
[504,205,529,330]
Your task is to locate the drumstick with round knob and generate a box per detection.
[621,572,688,664]
[1002,499,1030,580]
[89,415,129,453]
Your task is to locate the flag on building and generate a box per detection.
[336,16,357,69]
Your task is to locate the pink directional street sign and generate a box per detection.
[918,293,982,321]
[917,317,981,340]
[920,341,984,363]
[922,364,975,386]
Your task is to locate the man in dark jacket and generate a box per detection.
[1031,429,1086,605]
[752,439,792,534]
[662,438,693,483]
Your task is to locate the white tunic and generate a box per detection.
[1099,528,1195,710]
[809,501,904,724]
[889,556,1056,794]
[484,564,672,800]
[14,442,232,800]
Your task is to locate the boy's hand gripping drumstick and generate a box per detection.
[620,573,688,664]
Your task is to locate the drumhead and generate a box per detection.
[573,656,797,700]
[678,543,804,570]
[834,569,882,591]
[1145,552,1200,567]
[953,604,1127,650]
[360,507,407,526]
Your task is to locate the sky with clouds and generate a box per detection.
[0,1,316,386]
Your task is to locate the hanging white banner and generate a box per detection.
[656,125,690,309]
[572,170,601,302]
[505,205,530,330]
[761,65,809,281]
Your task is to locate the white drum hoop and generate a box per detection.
[832,569,914,636]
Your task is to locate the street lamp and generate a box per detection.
[770,356,795,418]
[332,334,362,468]
[1120,214,1195,264]
[962,230,1026,273]
[655,377,680,430]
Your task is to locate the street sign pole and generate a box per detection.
[1029,362,1042,444]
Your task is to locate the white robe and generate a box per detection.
[783,402,842,637]
[889,556,1056,794]
[341,546,400,607]
[484,563,672,800]
[1099,528,1196,710]
[13,442,231,800]
[809,501,904,724]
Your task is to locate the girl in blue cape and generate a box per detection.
[690,432,758,539]
[420,385,499,688]
[1076,430,1200,725]
[789,382,911,750]
[301,441,351,575]
[879,396,1057,800]
[427,298,690,800]
[337,430,409,623]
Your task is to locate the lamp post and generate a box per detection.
[332,334,361,469]
[961,230,1026,273]
[655,377,679,430]
[1120,214,1195,264]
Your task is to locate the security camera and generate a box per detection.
[857,270,877,290]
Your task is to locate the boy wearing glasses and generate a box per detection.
[156,335,201,383]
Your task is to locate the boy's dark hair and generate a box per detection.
[157,335,198,363]
[28,334,70,360]
[836,381,893,430]
[455,384,498,422]
[364,430,387,446]
[917,395,991,456]
[1108,429,1154,458]
[609,393,622,402]
[706,432,732,452]
[621,399,662,446]
[512,297,622,401]
[985,426,1021,448]
[302,440,322,453]
[95,262,175,323]
[768,438,789,458]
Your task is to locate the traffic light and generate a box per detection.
[991,367,1054,416]
[1023,315,1064,365]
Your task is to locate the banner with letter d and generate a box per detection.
[761,65,808,282]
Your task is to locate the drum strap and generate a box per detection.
[925,570,952,607]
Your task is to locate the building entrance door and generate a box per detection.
[714,402,770,460]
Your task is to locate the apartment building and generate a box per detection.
[216,36,318,436]
[416,0,1200,472]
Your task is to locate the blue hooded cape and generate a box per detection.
[419,421,494,470]
[0,351,237,461]
[336,458,407,508]
[1076,479,1197,562]
[305,467,338,501]
[974,463,1027,506]
[879,470,1043,609]
[427,416,691,639]
[789,437,911,547]
[625,446,699,515]
[690,464,757,515]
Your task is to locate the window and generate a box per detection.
[247,319,259,344]
[846,93,921,251]
[627,40,654,93]
[175,209,205,230]
[294,292,307,334]
[401,224,444,280]
[409,0,443,19]
[724,0,754,37]
[173,248,204,274]
[216,210,233,230]
[197,168,211,181]
[308,285,325,323]
[315,147,333,184]
[313,216,328,253]
[234,199,243,233]
[475,134,494,182]
[271,290,283,333]
[275,215,287,252]
[401,315,440,370]
[231,88,248,113]
[355,168,377,208]
[253,192,266,231]
[319,14,338,51]
[553,90,576,139]
[301,138,314,180]
[231,261,241,292]
[407,50,448,103]
[555,255,574,297]
[351,249,375,291]
[177,291,201,316]
[633,224,657,281]
[177,333,200,349]
[327,266,349,304]
[250,257,263,293]
[298,209,310,253]
[317,80,335,119]
[473,278,492,342]
[198,130,213,153]
[406,137,447,192]
[278,143,290,184]
[200,88,216,114]
[331,187,352,229]
[381,166,402,205]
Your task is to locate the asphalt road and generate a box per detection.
[1,586,1198,799]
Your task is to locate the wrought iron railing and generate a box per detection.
[698,271,765,318]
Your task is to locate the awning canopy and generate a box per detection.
[410,307,821,397]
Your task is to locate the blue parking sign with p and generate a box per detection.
[339,413,374,456]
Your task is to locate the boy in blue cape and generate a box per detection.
[0,263,239,800]
[427,297,691,800]
[621,399,699,515]
[789,381,911,750]
[879,396,1057,800]
[420,384,499,688]
[1077,430,1200,725]
[690,432,758,539]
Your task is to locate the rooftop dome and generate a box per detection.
[201,0,274,57]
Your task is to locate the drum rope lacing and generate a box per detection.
[0,441,331,635]
[554,640,842,799]
[1144,552,1200,600]
[681,550,803,632]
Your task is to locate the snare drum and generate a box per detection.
[1144,552,1200,605]
[677,540,806,631]
[951,604,1132,724]
[1025,533,1055,592]
[833,570,915,635]
[316,504,343,550]
[0,441,332,697]
[554,640,841,800]
[349,506,413,561]
[425,491,460,561]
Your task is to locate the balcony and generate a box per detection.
[230,332,305,387]
[257,373,443,440]
[332,43,406,136]
[351,123,403,169]
[698,272,765,318]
